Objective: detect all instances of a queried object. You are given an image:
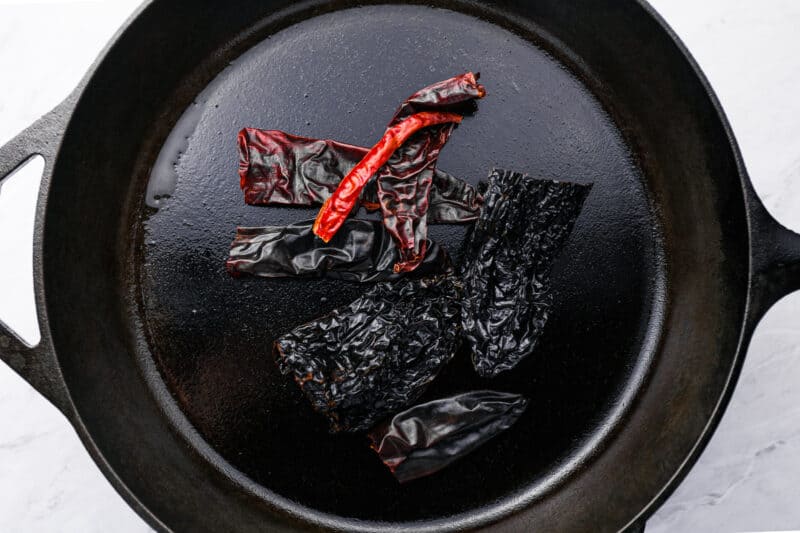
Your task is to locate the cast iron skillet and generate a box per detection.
[1,1,799,531]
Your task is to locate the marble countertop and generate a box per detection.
[1,1,799,531]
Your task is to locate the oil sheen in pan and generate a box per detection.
[137,4,664,522]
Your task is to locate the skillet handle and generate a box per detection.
[745,181,800,328]
[0,98,74,413]
[0,102,69,183]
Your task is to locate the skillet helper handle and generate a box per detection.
[0,99,74,413]
[746,183,800,327]
[0,102,67,181]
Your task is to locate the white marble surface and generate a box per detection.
[1,1,799,531]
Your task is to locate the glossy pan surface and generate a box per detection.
[2,1,800,531]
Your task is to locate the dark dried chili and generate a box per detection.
[460,169,592,377]
[236,129,483,223]
[390,71,486,121]
[374,125,451,273]
[368,391,528,483]
[372,72,486,272]
[274,275,462,433]
[226,219,452,282]
[313,111,463,243]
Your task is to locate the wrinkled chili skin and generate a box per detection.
[237,128,483,222]
[375,125,450,273]
[274,276,463,433]
[460,169,592,378]
[313,111,463,243]
[238,129,370,207]
[226,219,452,282]
[368,391,528,483]
[390,72,486,122]
[377,72,486,272]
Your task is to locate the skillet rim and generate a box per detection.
[35,0,760,531]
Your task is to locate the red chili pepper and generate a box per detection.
[312,111,463,243]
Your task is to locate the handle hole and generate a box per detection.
[0,155,44,347]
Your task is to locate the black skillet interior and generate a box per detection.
[44,0,749,530]
[138,3,659,520]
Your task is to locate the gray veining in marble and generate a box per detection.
[1,1,799,531]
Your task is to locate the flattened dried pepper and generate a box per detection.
[390,71,486,120]
[368,391,528,483]
[274,275,462,433]
[226,219,452,282]
[374,124,451,273]
[237,129,483,223]
[375,72,486,272]
[312,111,463,243]
[312,72,486,271]
[460,169,592,377]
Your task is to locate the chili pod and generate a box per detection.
[236,129,483,223]
[274,275,462,433]
[312,111,463,243]
[368,390,528,483]
[227,219,452,282]
[460,169,592,377]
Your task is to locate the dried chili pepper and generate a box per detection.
[389,71,486,122]
[312,111,463,243]
[373,125,451,273]
[311,72,486,272]
[236,129,483,223]
[274,275,462,433]
[238,129,371,208]
[373,72,486,272]
[460,169,592,377]
[368,391,528,483]
[226,219,452,282]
